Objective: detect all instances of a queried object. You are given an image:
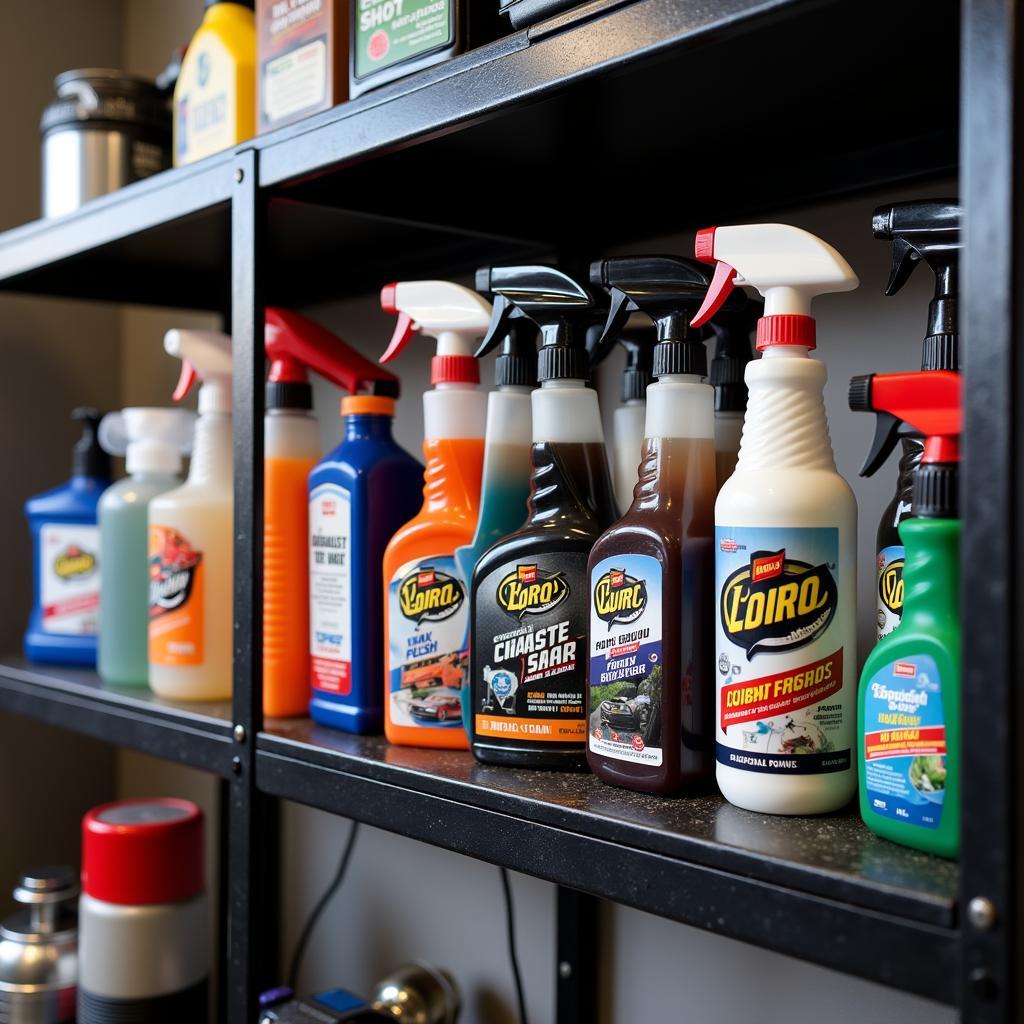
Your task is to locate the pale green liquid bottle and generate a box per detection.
[99,474,183,686]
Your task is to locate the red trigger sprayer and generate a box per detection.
[263,308,399,719]
[849,369,961,859]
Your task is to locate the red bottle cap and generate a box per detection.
[82,798,204,905]
[756,314,817,351]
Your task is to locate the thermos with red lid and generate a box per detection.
[78,798,208,1023]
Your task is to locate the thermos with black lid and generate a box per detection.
[78,798,208,1023]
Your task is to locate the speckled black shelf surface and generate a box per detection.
[258,720,960,1000]
[0,658,235,775]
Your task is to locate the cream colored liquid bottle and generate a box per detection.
[149,330,234,701]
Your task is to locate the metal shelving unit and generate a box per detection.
[0,0,1018,1021]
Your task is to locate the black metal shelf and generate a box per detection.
[0,659,235,776]
[257,721,959,1002]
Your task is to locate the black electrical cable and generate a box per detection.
[501,867,529,1024]
[288,820,360,992]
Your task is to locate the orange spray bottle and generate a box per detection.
[263,308,398,717]
[379,281,491,748]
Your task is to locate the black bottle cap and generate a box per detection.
[71,407,111,478]
[476,265,594,384]
[912,463,958,518]
[706,296,760,412]
[207,0,254,8]
[472,310,538,389]
[873,199,961,372]
[266,380,313,411]
[620,332,654,401]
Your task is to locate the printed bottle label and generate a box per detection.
[715,526,851,776]
[149,525,204,666]
[388,554,467,729]
[309,483,352,695]
[265,37,327,123]
[176,33,236,164]
[39,523,100,636]
[588,554,663,766]
[864,654,945,829]
[473,553,588,744]
[876,543,904,641]
[354,0,453,80]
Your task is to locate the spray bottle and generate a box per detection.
[469,266,617,770]
[24,409,111,666]
[849,370,960,858]
[584,312,656,514]
[379,282,490,749]
[148,330,233,702]
[865,200,961,641]
[263,308,405,719]
[97,409,195,686]
[706,296,760,490]
[453,317,537,733]
[586,256,719,793]
[690,224,859,815]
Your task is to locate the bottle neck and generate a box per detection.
[895,436,925,500]
[344,414,394,442]
[736,357,835,471]
[421,437,481,517]
[188,412,232,486]
[899,517,959,627]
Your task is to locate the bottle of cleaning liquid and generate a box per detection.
[174,0,256,166]
[271,310,421,735]
[864,200,961,641]
[97,408,195,686]
[264,307,405,719]
[24,409,111,667]
[849,370,960,858]
[148,330,233,701]
[469,266,617,769]
[706,296,760,490]
[690,223,859,815]
[379,281,490,749]
[586,255,718,793]
[454,317,537,732]
[584,309,656,514]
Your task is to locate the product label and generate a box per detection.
[588,555,663,766]
[264,37,328,123]
[876,543,905,641]
[864,654,946,829]
[309,483,352,694]
[354,0,452,80]
[149,525,204,666]
[388,555,467,728]
[176,33,236,164]
[473,554,588,744]
[715,526,851,775]
[38,523,100,636]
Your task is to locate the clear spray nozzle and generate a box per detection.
[164,329,233,414]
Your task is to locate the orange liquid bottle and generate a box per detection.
[378,281,491,749]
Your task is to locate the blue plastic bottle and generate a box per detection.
[24,408,112,666]
[309,393,423,733]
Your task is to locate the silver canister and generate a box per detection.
[40,69,170,219]
[0,866,78,1023]
[370,962,460,1024]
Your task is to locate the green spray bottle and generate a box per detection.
[849,370,961,858]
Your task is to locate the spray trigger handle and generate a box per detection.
[173,360,198,402]
[690,260,738,329]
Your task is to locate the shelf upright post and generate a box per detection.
[960,1,1024,1019]
[556,886,599,1022]
[227,146,277,1023]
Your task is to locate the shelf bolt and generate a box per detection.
[558,961,572,980]
[235,168,245,183]
[232,756,243,777]
[967,897,998,931]
[233,724,247,744]
[969,967,998,1000]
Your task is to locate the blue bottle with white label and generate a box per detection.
[24,408,112,666]
[308,390,422,733]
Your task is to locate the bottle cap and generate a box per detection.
[341,395,395,416]
[71,407,111,479]
[82,798,204,906]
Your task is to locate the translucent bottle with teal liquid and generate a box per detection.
[454,320,536,732]
[97,409,194,686]
[850,370,961,859]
